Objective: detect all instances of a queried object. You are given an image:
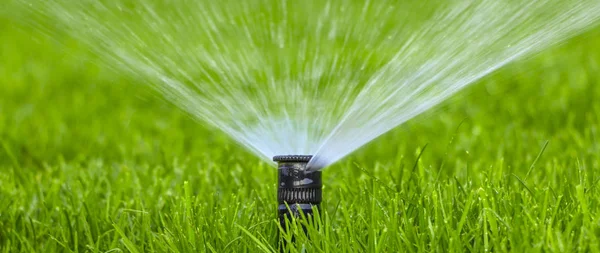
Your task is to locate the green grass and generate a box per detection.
[2,11,600,253]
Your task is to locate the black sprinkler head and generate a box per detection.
[274,155,322,230]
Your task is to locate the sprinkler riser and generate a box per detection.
[274,155,322,230]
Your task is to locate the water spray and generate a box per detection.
[274,155,322,231]
[13,0,600,174]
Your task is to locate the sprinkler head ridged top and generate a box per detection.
[273,155,313,163]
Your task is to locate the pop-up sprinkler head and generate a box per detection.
[274,155,322,230]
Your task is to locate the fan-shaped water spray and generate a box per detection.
[7,0,600,169]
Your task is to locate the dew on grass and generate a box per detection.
[9,0,600,169]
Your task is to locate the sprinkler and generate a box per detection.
[274,155,322,230]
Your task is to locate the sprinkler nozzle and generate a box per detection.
[274,155,322,230]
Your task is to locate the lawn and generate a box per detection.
[1,4,600,253]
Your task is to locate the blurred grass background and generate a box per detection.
[1,8,600,253]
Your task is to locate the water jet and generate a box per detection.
[8,0,600,171]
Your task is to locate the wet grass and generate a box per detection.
[1,13,600,253]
